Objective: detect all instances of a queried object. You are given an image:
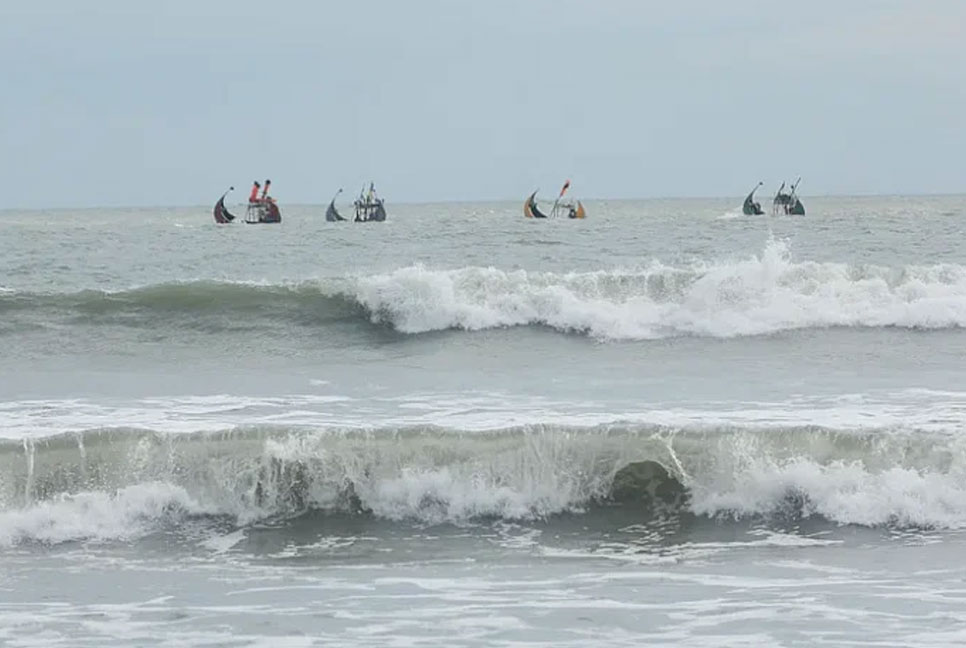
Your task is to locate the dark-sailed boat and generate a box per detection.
[773,177,805,215]
[742,182,765,215]
[524,180,586,220]
[213,188,236,224]
[354,183,387,222]
[326,189,347,222]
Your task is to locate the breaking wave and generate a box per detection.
[2,240,965,340]
[3,422,966,545]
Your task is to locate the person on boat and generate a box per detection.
[248,181,261,203]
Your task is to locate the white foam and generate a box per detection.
[11,386,962,440]
[200,528,247,553]
[0,482,206,547]
[2,392,966,534]
[240,418,966,529]
[691,457,966,528]
[348,239,966,339]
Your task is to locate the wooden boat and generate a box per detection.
[742,182,764,215]
[773,178,805,216]
[524,180,586,219]
[244,200,281,224]
[354,183,387,222]
[213,183,282,224]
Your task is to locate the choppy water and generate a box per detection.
[1,195,965,646]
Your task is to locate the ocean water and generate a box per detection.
[1,195,965,646]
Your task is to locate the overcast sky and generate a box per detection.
[1,0,963,208]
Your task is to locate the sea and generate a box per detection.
[1,195,965,647]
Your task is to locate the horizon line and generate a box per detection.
[2,190,964,213]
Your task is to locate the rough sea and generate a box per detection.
[1,195,965,646]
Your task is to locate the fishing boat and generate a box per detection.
[742,182,765,215]
[326,189,347,222]
[524,180,586,219]
[213,188,236,224]
[244,200,282,224]
[773,178,805,216]
[354,182,386,222]
[213,182,282,224]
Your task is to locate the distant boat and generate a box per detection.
[773,177,805,216]
[212,183,281,224]
[326,189,347,222]
[354,182,386,222]
[742,182,764,215]
[244,200,282,224]
[524,180,586,219]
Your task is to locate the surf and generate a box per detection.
[3,421,966,546]
[2,240,965,340]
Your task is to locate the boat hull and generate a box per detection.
[245,202,281,223]
[354,201,386,222]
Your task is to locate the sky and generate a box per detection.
[0,0,964,208]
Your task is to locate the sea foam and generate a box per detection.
[350,240,966,339]
[3,421,966,545]
[3,240,965,340]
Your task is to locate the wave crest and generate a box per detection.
[352,240,966,338]
[5,241,964,340]
[3,422,966,544]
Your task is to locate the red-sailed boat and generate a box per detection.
[212,186,282,224]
